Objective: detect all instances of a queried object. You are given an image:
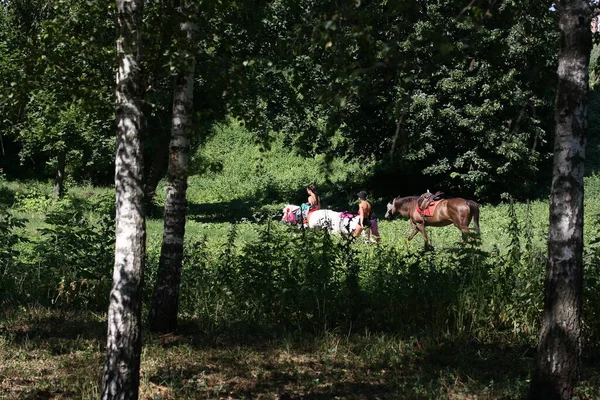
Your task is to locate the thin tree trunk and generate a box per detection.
[144,128,170,200]
[147,6,196,334]
[528,1,591,399]
[53,149,65,198]
[102,0,145,399]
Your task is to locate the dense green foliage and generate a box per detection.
[1,178,600,354]
[0,0,115,182]
[0,0,598,397]
[253,0,559,200]
[0,0,561,202]
[179,120,374,210]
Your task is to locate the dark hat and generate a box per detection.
[357,191,368,200]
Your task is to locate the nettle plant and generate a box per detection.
[0,206,27,302]
[170,208,549,340]
[33,197,114,310]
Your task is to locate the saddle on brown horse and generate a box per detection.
[416,190,444,216]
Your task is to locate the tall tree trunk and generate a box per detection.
[528,1,591,399]
[144,128,171,200]
[102,0,145,399]
[147,5,196,334]
[53,149,65,198]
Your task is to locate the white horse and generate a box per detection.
[281,204,361,236]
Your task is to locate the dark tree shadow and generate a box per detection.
[146,331,537,400]
[3,308,599,399]
[149,196,285,223]
[186,199,261,223]
[586,89,600,176]
[1,310,106,355]
[0,185,15,207]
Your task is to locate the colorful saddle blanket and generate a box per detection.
[416,200,439,217]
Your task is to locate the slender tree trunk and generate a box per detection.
[147,6,196,334]
[53,149,65,198]
[528,1,591,399]
[144,129,170,199]
[102,1,145,399]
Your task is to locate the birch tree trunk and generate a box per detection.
[102,0,146,399]
[53,149,65,199]
[528,1,591,399]
[147,5,196,334]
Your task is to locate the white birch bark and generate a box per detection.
[529,1,591,399]
[147,6,197,333]
[102,0,146,399]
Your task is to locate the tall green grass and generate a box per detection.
[5,183,600,349]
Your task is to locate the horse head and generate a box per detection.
[384,200,396,220]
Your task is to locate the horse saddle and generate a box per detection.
[417,190,443,216]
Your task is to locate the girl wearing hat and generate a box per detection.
[354,191,380,242]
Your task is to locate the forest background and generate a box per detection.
[1,0,600,399]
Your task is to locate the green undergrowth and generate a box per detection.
[1,123,600,398]
[2,183,600,345]
[153,120,376,216]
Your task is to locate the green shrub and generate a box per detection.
[0,206,27,303]
[584,214,600,351]
[29,197,115,310]
[179,120,374,211]
[166,206,551,343]
[13,185,54,213]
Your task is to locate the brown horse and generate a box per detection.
[384,195,480,245]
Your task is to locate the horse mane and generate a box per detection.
[396,195,418,200]
[394,195,418,206]
[393,196,419,217]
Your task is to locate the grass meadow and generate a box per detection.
[1,122,600,399]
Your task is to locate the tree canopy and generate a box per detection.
[0,0,560,202]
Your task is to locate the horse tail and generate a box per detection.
[467,200,481,235]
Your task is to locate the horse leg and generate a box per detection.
[461,200,481,237]
[353,224,363,238]
[408,226,419,241]
[407,219,420,241]
[417,223,429,245]
[459,225,470,242]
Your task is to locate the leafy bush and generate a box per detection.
[584,214,600,352]
[28,196,115,310]
[0,206,27,303]
[6,176,600,353]
[13,185,54,213]
[167,209,552,343]
[181,120,375,210]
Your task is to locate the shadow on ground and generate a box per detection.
[2,309,599,399]
[0,310,106,350]
[148,198,284,223]
[147,335,535,399]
